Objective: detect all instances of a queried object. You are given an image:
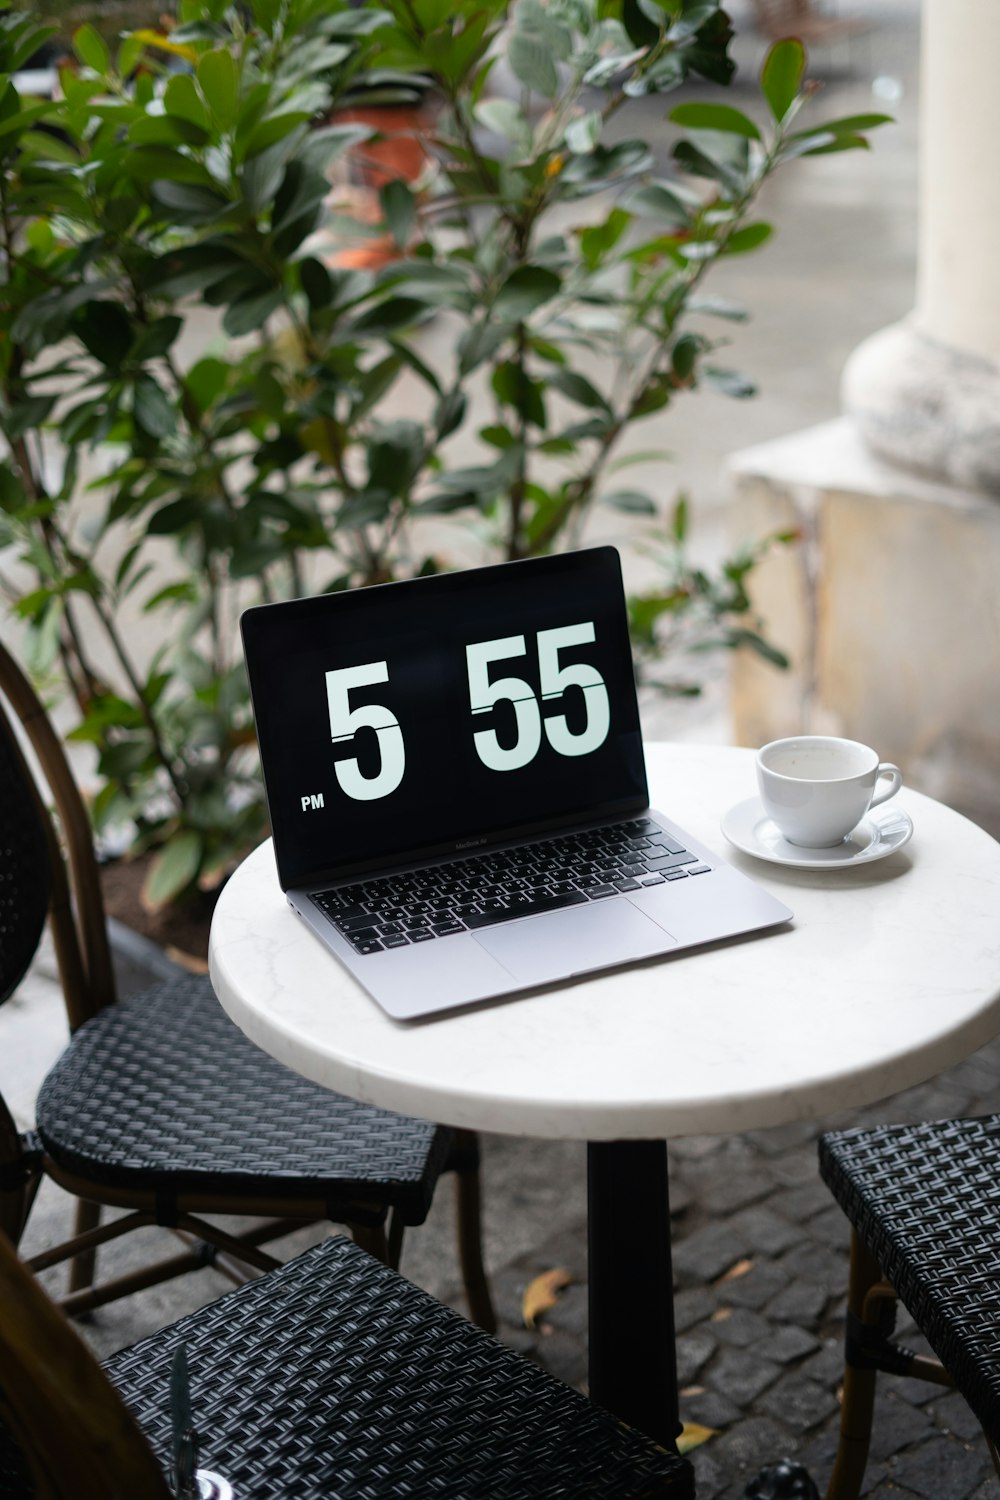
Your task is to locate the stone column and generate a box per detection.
[728,0,1000,834]
[842,0,1000,491]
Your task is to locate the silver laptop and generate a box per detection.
[241,547,792,1020]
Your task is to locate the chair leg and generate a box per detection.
[0,1172,41,1247]
[67,1198,101,1294]
[825,1231,885,1500]
[352,1222,389,1262]
[989,1437,1000,1482]
[386,1207,404,1271]
[451,1129,496,1334]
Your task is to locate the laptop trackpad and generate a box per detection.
[473,900,676,984]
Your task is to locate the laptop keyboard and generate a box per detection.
[310,817,712,956]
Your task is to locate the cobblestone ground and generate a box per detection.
[15,915,998,1500]
[472,1033,1000,1500]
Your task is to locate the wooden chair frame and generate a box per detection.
[0,639,494,1328]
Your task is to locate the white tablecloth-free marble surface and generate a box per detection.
[210,744,1000,1140]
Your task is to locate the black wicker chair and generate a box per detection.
[0,639,493,1329]
[0,1229,694,1499]
[819,1116,1000,1498]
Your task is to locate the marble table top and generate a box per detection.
[210,744,1000,1140]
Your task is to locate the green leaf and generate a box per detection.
[300,256,333,309]
[389,338,443,394]
[125,145,219,186]
[724,627,789,669]
[704,366,756,398]
[416,490,475,515]
[629,182,690,228]
[0,466,26,514]
[117,32,145,77]
[133,374,175,437]
[434,389,467,440]
[480,424,515,449]
[547,368,610,412]
[152,179,231,221]
[723,221,772,254]
[671,333,699,380]
[795,133,871,158]
[24,597,63,675]
[163,73,211,133]
[197,48,239,130]
[350,297,428,337]
[476,97,532,149]
[493,265,561,321]
[508,32,559,98]
[687,293,748,321]
[578,208,631,268]
[3,18,57,74]
[621,0,661,48]
[760,38,805,123]
[672,493,688,541]
[564,110,602,155]
[242,138,295,213]
[492,361,546,428]
[143,830,204,909]
[381,179,416,249]
[789,112,893,140]
[222,289,283,336]
[672,137,740,189]
[339,489,393,528]
[670,102,760,139]
[243,112,311,160]
[184,356,229,413]
[5,393,56,440]
[603,489,656,514]
[147,497,201,534]
[151,243,245,299]
[628,591,689,646]
[128,115,211,148]
[76,301,133,369]
[130,316,184,363]
[73,23,109,74]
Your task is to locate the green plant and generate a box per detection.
[0,0,887,906]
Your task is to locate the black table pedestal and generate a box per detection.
[587,1139,681,1448]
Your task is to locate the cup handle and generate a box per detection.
[870,762,902,809]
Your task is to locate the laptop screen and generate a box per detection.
[241,547,648,891]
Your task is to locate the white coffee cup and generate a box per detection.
[756,736,903,848]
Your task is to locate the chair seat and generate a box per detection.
[819,1115,1000,1447]
[101,1234,693,1497]
[36,975,451,1225]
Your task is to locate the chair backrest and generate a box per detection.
[0,1228,172,1499]
[0,640,116,1027]
[0,704,49,1009]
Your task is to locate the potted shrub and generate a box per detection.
[0,0,887,945]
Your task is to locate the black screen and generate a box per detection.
[241,547,648,890]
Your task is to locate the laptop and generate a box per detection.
[241,546,792,1020]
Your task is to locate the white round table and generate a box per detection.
[210,743,1000,1443]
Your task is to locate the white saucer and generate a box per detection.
[720,797,914,869]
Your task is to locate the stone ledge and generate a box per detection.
[727,418,1000,836]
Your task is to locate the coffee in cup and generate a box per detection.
[756,736,903,848]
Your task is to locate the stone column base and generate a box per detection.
[843,319,1000,494]
[728,418,1000,836]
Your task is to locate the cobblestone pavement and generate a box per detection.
[16,970,999,1500]
[458,1029,1000,1500]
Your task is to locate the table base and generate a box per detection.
[587,1140,681,1447]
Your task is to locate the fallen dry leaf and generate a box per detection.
[680,1385,705,1398]
[677,1421,717,1455]
[522,1267,574,1328]
[715,1257,753,1285]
